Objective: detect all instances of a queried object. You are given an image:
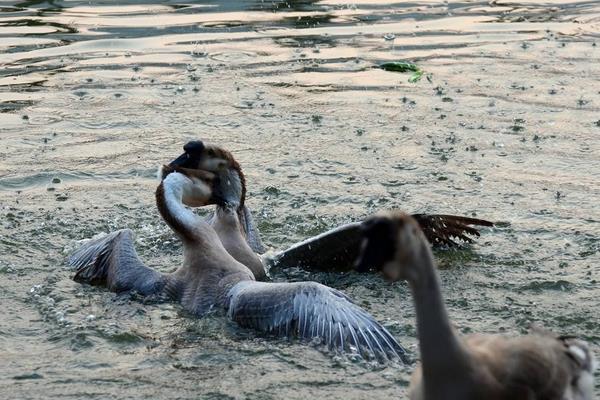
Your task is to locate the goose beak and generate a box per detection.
[168,152,191,168]
[166,140,228,173]
[161,152,191,179]
[167,140,206,170]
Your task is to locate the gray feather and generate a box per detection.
[69,229,167,296]
[227,281,408,362]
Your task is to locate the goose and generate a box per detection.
[166,140,494,274]
[354,211,596,399]
[69,157,408,361]
[163,140,266,280]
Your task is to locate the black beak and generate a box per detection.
[168,152,191,168]
[167,140,206,169]
[162,140,206,180]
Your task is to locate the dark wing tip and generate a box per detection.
[412,213,493,248]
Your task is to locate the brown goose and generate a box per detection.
[354,211,596,400]
[166,140,494,273]
[164,140,266,280]
[69,153,408,361]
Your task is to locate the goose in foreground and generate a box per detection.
[70,164,408,361]
[167,140,494,273]
[354,211,595,399]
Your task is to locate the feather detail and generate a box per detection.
[227,280,408,362]
[69,229,167,296]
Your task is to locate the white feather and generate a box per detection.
[162,172,201,233]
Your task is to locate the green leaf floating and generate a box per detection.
[379,61,420,72]
[379,61,425,83]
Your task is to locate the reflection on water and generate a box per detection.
[1,0,599,398]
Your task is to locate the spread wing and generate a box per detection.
[268,222,363,271]
[269,214,493,271]
[411,214,493,247]
[227,280,408,362]
[69,229,167,296]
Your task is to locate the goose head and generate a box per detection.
[354,211,431,283]
[161,164,219,208]
[164,140,246,210]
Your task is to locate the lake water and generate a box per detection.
[1,0,599,398]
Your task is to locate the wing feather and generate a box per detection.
[227,281,407,362]
[270,214,493,271]
[412,214,493,247]
[69,229,167,296]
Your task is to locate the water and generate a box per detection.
[1,1,599,398]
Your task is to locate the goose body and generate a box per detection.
[70,160,407,361]
[354,211,595,399]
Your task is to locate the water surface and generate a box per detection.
[1,0,599,398]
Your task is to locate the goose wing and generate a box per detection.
[227,280,408,362]
[269,214,493,271]
[268,221,362,271]
[411,214,493,247]
[69,229,167,296]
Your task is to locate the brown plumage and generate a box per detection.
[165,142,261,243]
[355,211,595,400]
[180,145,266,279]
[203,144,247,210]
